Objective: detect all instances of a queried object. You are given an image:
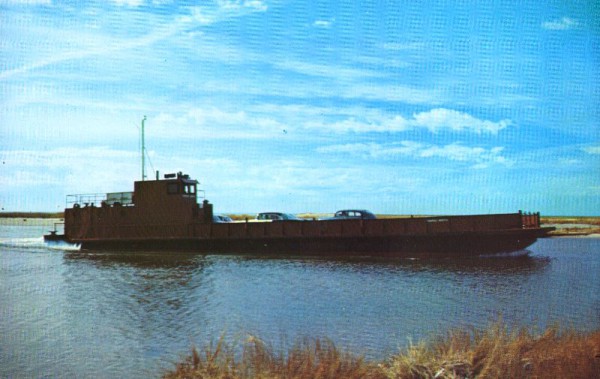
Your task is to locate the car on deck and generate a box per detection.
[213,214,233,223]
[256,212,303,221]
[323,209,377,220]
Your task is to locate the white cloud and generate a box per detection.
[2,147,137,169]
[0,0,51,4]
[275,59,383,81]
[314,19,334,28]
[151,105,511,139]
[343,83,442,104]
[307,115,409,133]
[0,147,139,192]
[381,42,424,51]
[151,107,286,139]
[111,0,144,6]
[305,108,511,134]
[419,144,508,166]
[187,0,267,24]
[316,141,424,158]
[411,108,511,134]
[0,1,268,80]
[542,17,579,30]
[317,141,511,168]
[219,0,268,12]
[581,145,600,155]
[0,20,182,80]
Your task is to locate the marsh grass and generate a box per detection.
[164,336,383,379]
[541,216,600,226]
[163,322,600,379]
[384,323,600,378]
[541,216,600,235]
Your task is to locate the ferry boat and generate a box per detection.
[46,171,554,256]
[44,116,554,255]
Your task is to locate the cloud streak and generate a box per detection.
[581,146,600,155]
[317,141,511,169]
[313,19,334,28]
[144,106,512,141]
[542,17,579,30]
[411,108,511,134]
[0,1,269,80]
[305,108,511,134]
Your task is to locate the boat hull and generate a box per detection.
[62,185,553,257]
[74,227,550,257]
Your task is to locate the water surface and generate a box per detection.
[1,219,598,378]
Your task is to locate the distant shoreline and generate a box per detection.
[0,212,64,219]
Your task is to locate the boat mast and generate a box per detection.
[141,115,147,181]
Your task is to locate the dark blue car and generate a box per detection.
[323,209,377,220]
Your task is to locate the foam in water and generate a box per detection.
[0,236,80,251]
[480,249,531,258]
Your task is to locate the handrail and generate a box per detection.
[66,193,107,208]
[66,192,135,208]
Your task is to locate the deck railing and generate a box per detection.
[66,193,107,208]
[520,211,540,228]
[66,192,134,208]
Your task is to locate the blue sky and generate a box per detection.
[1,0,598,215]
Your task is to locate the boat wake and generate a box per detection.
[0,236,80,252]
[479,249,532,258]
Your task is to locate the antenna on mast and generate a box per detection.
[141,115,147,181]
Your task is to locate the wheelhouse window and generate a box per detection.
[167,179,197,197]
[183,183,196,195]
[167,183,179,194]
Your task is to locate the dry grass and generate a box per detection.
[541,216,600,236]
[163,323,600,379]
[541,216,600,226]
[163,336,384,379]
[384,323,600,379]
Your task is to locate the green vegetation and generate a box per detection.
[163,322,600,379]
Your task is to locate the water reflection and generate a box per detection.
[61,249,553,282]
[217,250,551,276]
[57,249,553,363]
[62,251,212,311]
[4,237,598,379]
[63,250,207,269]
[59,249,217,376]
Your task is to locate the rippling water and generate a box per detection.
[1,218,599,378]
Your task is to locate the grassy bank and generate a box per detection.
[541,216,600,236]
[163,322,600,379]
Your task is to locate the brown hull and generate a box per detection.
[60,174,554,257]
[72,227,550,256]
